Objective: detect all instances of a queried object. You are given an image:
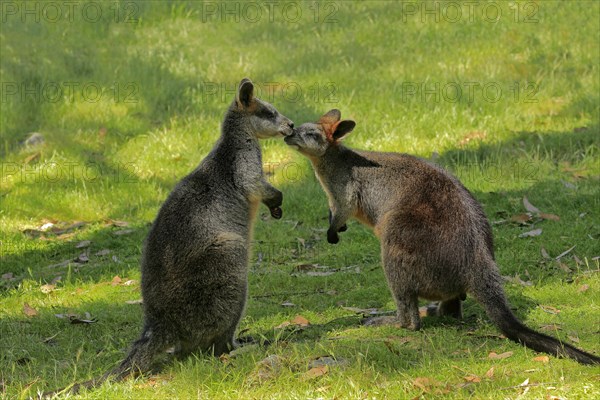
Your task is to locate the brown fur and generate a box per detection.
[284,109,600,365]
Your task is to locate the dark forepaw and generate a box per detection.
[327,228,339,244]
[270,207,282,219]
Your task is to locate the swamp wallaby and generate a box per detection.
[44,79,294,397]
[284,109,599,365]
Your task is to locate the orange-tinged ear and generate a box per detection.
[318,109,342,141]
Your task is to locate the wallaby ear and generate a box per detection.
[318,109,341,125]
[236,78,254,108]
[319,109,343,141]
[331,120,356,141]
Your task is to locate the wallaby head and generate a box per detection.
[284,109,355,156]
[230,78,294,138]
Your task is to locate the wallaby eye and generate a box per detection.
[259,108,277,120]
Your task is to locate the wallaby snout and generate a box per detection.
[279,118,294,136]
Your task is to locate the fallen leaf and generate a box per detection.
[540,213,560,221]
[75,240,91,248]
[275,321,291,329]
[341,306,380,315]
[275,314,310,329]
[539,323,562,332]
[23,303,38,317]
[74,253,89,263]
[539,305,561,314]
[503,274,533,287]
[55,313,78,319]
[485,367,495,378]
[40,284,55,294]
[510,213,532,224]
[281,301,296,307]
[412,377,442,392]
[111,276,122,286]
[95,249,111,256]
[523,197,540,213]
[46,260,72,269]
[464,375,481,383]
[308,356,347,369]
[123,279,137,286]
[42,332,59,344]
[105,219,129,227]
[304,365,328,379]
[125,299,143,305]
[578,284,590,292]
[568,335,580,343]
[556,261,572,273]
[50,221,86,235]
[305,271,335,277]
[519,228,542,238]
[520,377,530,386]
[291,315,310,327]
[1,272,14,280]
[555,245,576,260]
[533,355,549,363]
[488,351,513,360]
[113,229,134,235]
[540,248,550,259]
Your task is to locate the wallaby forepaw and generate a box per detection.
[270,207,282,219]
[327,229,339,244]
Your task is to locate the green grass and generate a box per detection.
[1,1,599,398]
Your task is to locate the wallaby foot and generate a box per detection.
[438,296,464,319]
[327,228,339,244]
[363,315,400,327]
[363,306,421,331]
[396,300,421,330]
[269,206,282,219]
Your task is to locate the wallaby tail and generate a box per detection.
[40,328,157,398]
[471,269,600,366]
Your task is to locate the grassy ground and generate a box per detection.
[1,1,599,398]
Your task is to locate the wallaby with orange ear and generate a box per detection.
[284,109,600,365]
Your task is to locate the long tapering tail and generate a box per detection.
[471,268,600,365]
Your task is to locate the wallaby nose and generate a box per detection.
[288,122,294,129]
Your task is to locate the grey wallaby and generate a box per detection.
[284,109,600,365]
[43,79,294,397]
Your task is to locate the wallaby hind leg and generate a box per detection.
[438,296,464,319]
[364,249,421,330]
[213,323,239,356]
[109,325,174,381]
